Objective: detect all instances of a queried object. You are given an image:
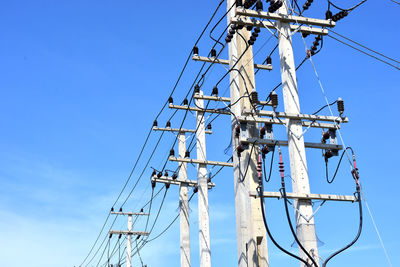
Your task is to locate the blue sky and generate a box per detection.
[0,0,399,266]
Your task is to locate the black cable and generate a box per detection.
[79,2,228,264]
[258,178,311,266]
[327,34,400,71]
[136,238,145,267]
[325,147,353,184]
[328,0,367,12]
[322,187,363,266]
[281,178,319,267]
[209,2,236,47]
[262,144,276,183]
[330,30,400,64]
[313,100,337,115]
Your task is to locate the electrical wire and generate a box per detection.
[325,147,353,184]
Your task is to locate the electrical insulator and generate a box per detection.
[225,36,232,43]
[325,10,333,20]
[269,0,282,13]
[140,208,144,212]
[237,143,245,156]
[164,171,168,177]
[270,91,278,109]
[185,150,190,158]
[261,145,269,158]
[166,121,171,128]
[324,150,334,162]
[266,56,272,65]
[109,233,113,239]
[313,40,319,47]
[236,0,243,7]
[316,35,322,41]
[256,0,263,11]
[194,84,200,94]
[322,131,330,143]
[250,34,257,41]
[153,120,158,127]
[118,234,122,239]
[194,185,198,193]
[211,48,217,57]
[252,32,259,38]
[151,170,156,177]
[278,161,284,174]
[260,125,266,138]
[193,46,199,55]
[212,85,218,96]
[332,10,348,22]
[235,124,241,138]
[337,97,344,115]
[111,207,114,212]
[254,27,260,33]
[172,173,178,180]
[183,98,188,105]
[169,148,175,157]
[207,123,212,130]
[151,180,156,188]
[229,28,236,35]
[166,183,170,189]
[250,89,258,104]
[302,0,313,10]
[246,25,253,31]
[157,172,162,178]
[168,96,173,104]
[248,39,254,46]
[119,207,122,212]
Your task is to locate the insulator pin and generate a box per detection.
[153,120,158,127]
[183,98,188,105]
[212,86,218,96]
[193,46,199,56]
[260,126,266,138]
[169,148,175,157]
[256,0,263,11]
[157,172,162,178]
[210,48,216,57]
[168,96,173,104]
[207,123,212,130]
[185,150,190,158]
[166,121,171,128]
[266,56,272,65]
[194,84,200,94]
[172,173,178,180]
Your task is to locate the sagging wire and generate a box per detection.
[257,144,312,267]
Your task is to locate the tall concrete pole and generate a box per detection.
[195,90,211,267]
[277,2,320,266]
[179,132,191,267]
[227,1,268,266]
[127,214,132,267]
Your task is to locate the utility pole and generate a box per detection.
[178,132,191,267]
[195,90,211,267]
[109,211,149,267]
[276,2,320,265]
[153,124,216,267]
[227,1,268,266]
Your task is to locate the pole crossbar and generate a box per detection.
[169,156,234,167]
[235,7,336,28]
[192,55,273,70]
[151,176,215,189]
[249,191,356,202]
[153,126,212,134]
[241,137,343,150]
[239,115,340,129]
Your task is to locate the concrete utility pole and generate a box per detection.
[127,213,132,267]
[227,1,268,266]
[195,91,211,267]
[277,2,320,265]
[178,132,191,267]
[109,211,149,267]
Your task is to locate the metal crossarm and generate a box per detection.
[169,156,234,167]
[192,55,273,70]
[249,191,356,202]
[231,16,329,35]
[110,211,149,216]
[109,230,150,236]
[241,137,343,150]
[239,116,340,129]
[169,104,231,115]
[151,176,215,189]
[193,94,272,106]
[242,109,348,123]
[235,7,336,28]
[153,126,212,134]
